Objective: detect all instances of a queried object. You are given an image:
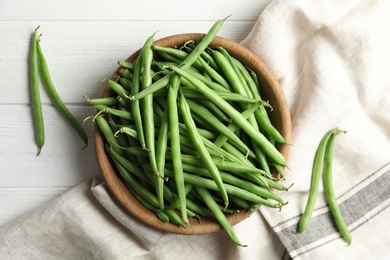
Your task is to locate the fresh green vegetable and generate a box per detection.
[30,26,44,155]
[89,17,291,247]
[324,129,351,245]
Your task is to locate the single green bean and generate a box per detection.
[168,75,188,224]
[324,129,351,245]
[108,79,131,100]
[297,128,335,233]
[114,127,138,140]
[118,77,132,90]
[94,105,133,121]
[155,103,169,209]
[30,26,44,155]
[84,95,119,106]
[142,33,164,210]
[118,60,134,70]
[131,50,146,149]
[181,87,259,103]
[195,186,245,247]
[141,33,159,176]
[95,115,125,157]
[119,68,133,81]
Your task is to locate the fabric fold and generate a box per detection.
[241,0,390,259]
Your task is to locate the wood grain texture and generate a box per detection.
[0,0,272,228]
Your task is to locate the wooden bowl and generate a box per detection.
[94,33,292,235]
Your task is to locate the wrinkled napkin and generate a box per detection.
[1,0,390,259]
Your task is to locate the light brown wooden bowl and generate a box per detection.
[94,33,292,235]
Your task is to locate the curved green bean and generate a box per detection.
[195,186,246,247]
[324,129,351,244]
[37,36,91,147]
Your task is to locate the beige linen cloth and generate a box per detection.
[1,0,390,259]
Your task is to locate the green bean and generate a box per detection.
[157,16,230,220]
[195,186,245,247]
[229,195,252,210]
[118,77,132,90]
[84,95,119,106]
[168,75,188,224]
[111,153,186,226]
[118,60,134,70]
[108,79,131,100]
[177,131,241,164]
[152,45,203,70]
[169,65,287,166]
[112,144,149,157]
[94,105,133,121]
[211,49,246,96]
[181,87,259,103]
[221,141,256,166]
[197,56,231,90]
[117,97,132,111]
[114,126,138,140]
[297,128,335,233]
[155,103,169,209]
[164,209,184,227]
[217,48,274,173]
[185,98,252,155]
[185,42,221,73]
[166,153,269,182]
[126,183,169,223]
[119,68,133,81]
[130,16,228,101]
[324,129,351,245]
[179,91,229,208]
[107,117,131,152]
[178,123,217,140]
[166,184,193,212]
[181,163,280,202]
[196,99,231,123]
[213,102,260,147]
[181,71,230,93]
[163,168,284,209]
[30,26,44,155]
[238,62,285,144]
[141,33,159,177]
[131,50,146,149]
[95,115,125,157]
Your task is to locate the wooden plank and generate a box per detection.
[0,0,270,21]
[0,105,99,187]
[0,187,70,227]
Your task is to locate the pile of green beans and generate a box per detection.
[88,17,290,246]
[297,128,351,245]
[29,26,88,155]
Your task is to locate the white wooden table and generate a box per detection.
[0,0,271,228]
